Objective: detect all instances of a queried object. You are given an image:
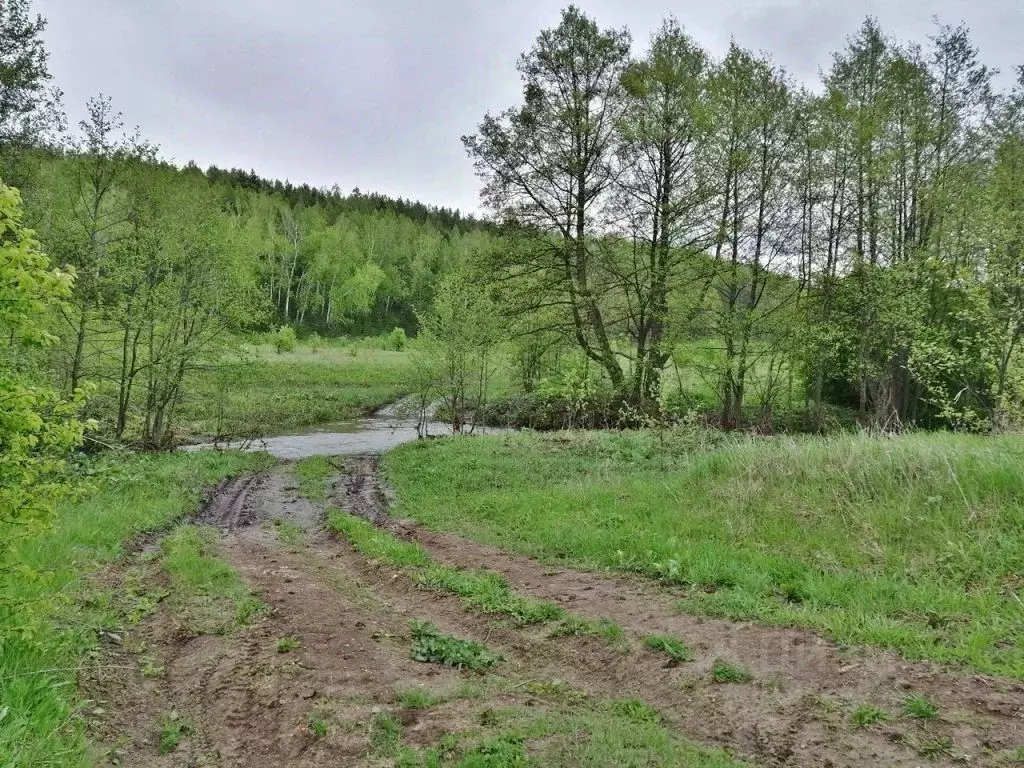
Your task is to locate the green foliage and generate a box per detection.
[902,694,939,720]
[643,634,694,663]
[418,565,564,626]
[408,621,504,672]
[160,525,263,635]
[371,712,403,756]
[276,636,301,653]
[710,660,751,684]
[396,688,439,710]
[157,715,185,755]
[384,430,1024,676]
[548,616,624,643]
[914,736,954,760]
[294,455,333,503]
[0,179,83,560]
[851,705,890,728]
[274,325,298,354]
[308,716,329,739]
[607,698,661,726]
[0,451,263,766]
[386,326,407,351]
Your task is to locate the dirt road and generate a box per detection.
[87,459,1024,767]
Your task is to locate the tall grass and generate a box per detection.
[0,451,268,767]
[384,430,1024,677]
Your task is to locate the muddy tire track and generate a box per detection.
[331,455,1024,768]
[89,463,1024,768]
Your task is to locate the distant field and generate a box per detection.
[179,343,412,438]
[384,429,1024,677]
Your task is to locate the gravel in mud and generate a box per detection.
[87,460,1024,768]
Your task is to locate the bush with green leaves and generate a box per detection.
[274,325,297,353]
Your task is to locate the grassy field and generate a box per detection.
[0,451,270,767]
[179,343,412,438]
[384,429,1024,677]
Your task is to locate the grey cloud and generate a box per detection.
[36,0,1024,214]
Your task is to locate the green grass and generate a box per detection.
[157,715,186,755]
[394,694,748,767]
[902,694,940,720]
[160,525,263,635]
[643,634,694,663]
[0,450,269,767]
[396,688,440,709]
[710,660,751,684]
[308,715,329,739]
[294,455,334,504]
[418,565,564,626]
[851,704,890,728]
[409,621,505,672]
[371,712,404,757]
[276,636,301,653]
[384,430,1024,677]
[548,615,624,643]
[328,510,432,567]
[181,346,411,437]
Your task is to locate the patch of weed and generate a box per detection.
[710,660,751,684]
[548,615,624,643]
[294,456,333,504]
[643,634,694,663]
[276,636,301,653]
[902,694,939,720]
[418,565,563,626]
[308,716,329,738]
[409,621,504,672]
[157,714,186,755]
[914,736,954,759]
[851,704,890,728]
[329,511,431,568]
[607,697,661,726]
[397,688,439,709]
[371,712,403,757]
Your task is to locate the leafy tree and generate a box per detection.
[463,6,632,392]
[0,179,82,555]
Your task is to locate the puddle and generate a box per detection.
[183,417,504,459]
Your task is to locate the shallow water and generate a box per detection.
[184,417,501,459]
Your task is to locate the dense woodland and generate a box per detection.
[459,8,1024,433]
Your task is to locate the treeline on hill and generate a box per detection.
[0,0,498,448]
[435,6,1024,433]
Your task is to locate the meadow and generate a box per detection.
[383,428,1024,677]
[178,339,413,439]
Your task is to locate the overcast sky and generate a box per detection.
[36,0,1022,214]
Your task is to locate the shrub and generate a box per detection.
[306,330,323,352]
[274,325,297,353]
[386,327,407,351]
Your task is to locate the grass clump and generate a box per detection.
[710,660,751,684]
[328,510,431,568]
[294,456,333,504]
[308,716,329,738]
[384,431,1024,676]
[851,704,890,728]
[409,621,504,672]
[418,565,564,626]
[157,714,186,755]
[160,524,259,635]
[607,698,661,726]
[549,615,624,643]
[396,688,439,709]
[643,634,694,663]
[276,636,301,653]
[902,694,939,720]
[914,736,954,759]
[371,712,403,757]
